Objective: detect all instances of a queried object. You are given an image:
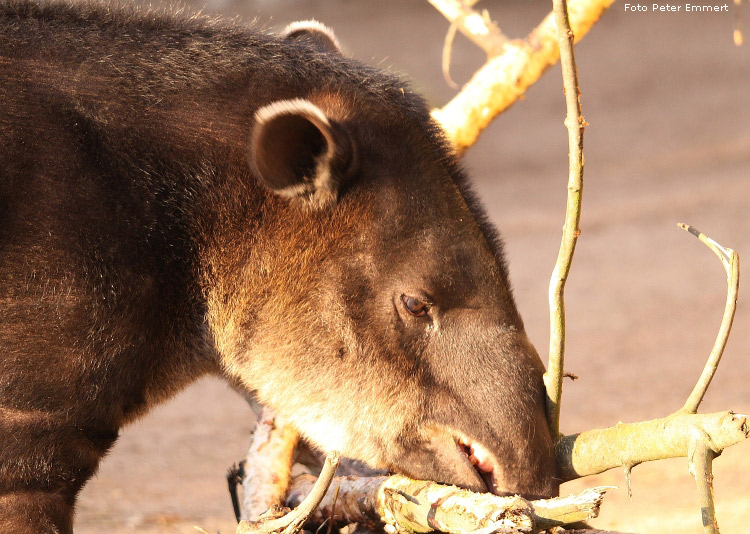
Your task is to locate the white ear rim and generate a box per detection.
[280,19,342,53]
[254,98,331,134]
[251,99,339,209]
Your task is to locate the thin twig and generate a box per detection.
[543,0,586,440]
[676,224,740,415]
[326,485,339,534]
[441,21,461,89]
[428,0,507,56]
[237,451,340,534]
[431,0,613,154]
[438,0,481,88]
[688,436,720,534]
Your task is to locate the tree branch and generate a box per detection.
[285,473,611,533]
[543,0,587,440]
[240,407,300,521]
[235,412,748,533]
[676,224,740,415]
[688,435,719,534]
[666,224,742,533]
[237,452,340,534]
[555,411,749,482]
[431,0,613,155]
[427,0,508,56]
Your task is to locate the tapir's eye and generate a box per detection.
[401,295,429,317]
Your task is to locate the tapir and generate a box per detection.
[0,1,559,532]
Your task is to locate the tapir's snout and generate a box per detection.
[389,327,560,499]
[392,420,558,499]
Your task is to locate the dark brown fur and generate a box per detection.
[0,2,558,532]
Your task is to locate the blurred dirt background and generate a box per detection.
[73,1,750,533]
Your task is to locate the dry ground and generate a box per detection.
[74,1,750,532]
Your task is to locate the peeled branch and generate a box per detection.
[285,473,611,533]
[241,407,300,521]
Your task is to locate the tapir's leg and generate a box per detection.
[0,410,114,534]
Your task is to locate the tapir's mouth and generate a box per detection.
[455,435,502,494]
[416,424,520,497]
[440,428,508,496]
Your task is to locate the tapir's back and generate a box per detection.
[0,0,260,301]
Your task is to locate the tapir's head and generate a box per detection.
[207,23,558,499]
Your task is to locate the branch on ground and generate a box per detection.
[285,473,611,534]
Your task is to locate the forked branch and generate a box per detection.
[555,411,749,482]
[431,0,613,155]
[557,225,743,533]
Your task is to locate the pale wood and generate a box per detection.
[241,407,300,521]
[431,0,614,155]
[285,473,610,533]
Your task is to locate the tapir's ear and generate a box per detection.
[280,20,342,54]
[250,98,356,209]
